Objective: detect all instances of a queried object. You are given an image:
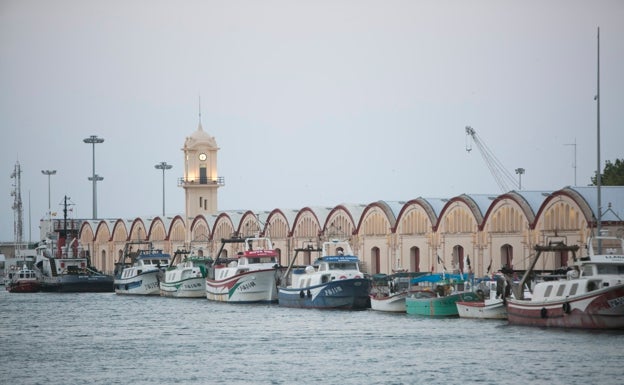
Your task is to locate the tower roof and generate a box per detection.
[183,122,218,150]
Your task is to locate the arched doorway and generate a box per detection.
[452,245,464,273]
[500,244,513,269]
[371,247,380,274]
[410,246,420,272]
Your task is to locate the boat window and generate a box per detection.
[597,264,624,275]
[330,262,357,270]
[582,265,593,276]
[569,283,578,295]
[544,285,553,297]
[556,285,566,297]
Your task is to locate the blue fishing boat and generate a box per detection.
[278,239,370,310]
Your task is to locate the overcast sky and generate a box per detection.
[1,0,623,242]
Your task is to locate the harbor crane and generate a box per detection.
[465,126,520,193]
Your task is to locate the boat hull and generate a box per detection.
[507,285,624,329]
[160,277,206,298]
[40,275,114,293]
[406,291,480,317]
[6,280,41,293]
[114,271,161,295]
[206,269,279,303]
[456,299,507,320]
[278,278,371,310]
[370,292,408,312]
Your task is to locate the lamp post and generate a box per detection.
[41,170,57,214]
[83,135,104,219]
[515,168,525,190]
[154,162,173,217]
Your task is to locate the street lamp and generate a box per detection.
[515,168,525,190]
[41,170,57,214]
[154,161,173,217]
[83,135,104,219]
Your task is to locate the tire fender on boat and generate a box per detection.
[562,302,571,314]
[540,307,548,319]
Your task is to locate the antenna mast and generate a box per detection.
[10,161,24,248]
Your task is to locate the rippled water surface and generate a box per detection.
[1,290,623,385]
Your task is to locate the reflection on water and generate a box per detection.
[0,291,622,385]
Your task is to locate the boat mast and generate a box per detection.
[596,27,602,235]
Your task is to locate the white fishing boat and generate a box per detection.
[114,242,170,295]
[205,235,283,303]
[506,236,624,329]
[370,272,428,313]
[456,280,507,320]
[160,247,212,298]
[506,30,624,330]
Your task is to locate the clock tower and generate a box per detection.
[180,120,224,220]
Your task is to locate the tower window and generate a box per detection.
[200,166,207,184]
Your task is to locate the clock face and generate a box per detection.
[199,153,207,161]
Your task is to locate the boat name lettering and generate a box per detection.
[607,296,624,308]
[605,255,624,261]
[239,281,256,291]
[184,282,202,289]
[144,282,159,290]
[324,286,343,296]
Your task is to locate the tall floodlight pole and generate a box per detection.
[83,135,104,219]
[41,170,57,214]
[515,168,525,190]
[154,162,173,217]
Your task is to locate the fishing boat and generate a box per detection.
[456,279,507,320]
[114,241,170,295]
[506,236,624,329]
[5,264,40,293]
[405,273,479,317]
[506,29,624,330]
[205,235,283,303]
[278,239,371,310]
[370,272,428,312]
[160,247,213,298]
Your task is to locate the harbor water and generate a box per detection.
[1,290,622,385]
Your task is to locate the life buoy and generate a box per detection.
[540,307,548,319]
[562,302,571,314]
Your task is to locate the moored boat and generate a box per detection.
[456,279,507,320]
[205,235,283,303]
[35,237,114,293]
[370,272,428,313]
[160,247,213,298]
[278,239,371,310]
[405,273,479,317]
[35,196,114,293]
[506,235,624,329]
[114,242,170,295]
[6,264,40,293]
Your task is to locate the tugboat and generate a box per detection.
[35,196,114,293]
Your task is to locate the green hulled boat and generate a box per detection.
[405,273,479,316]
